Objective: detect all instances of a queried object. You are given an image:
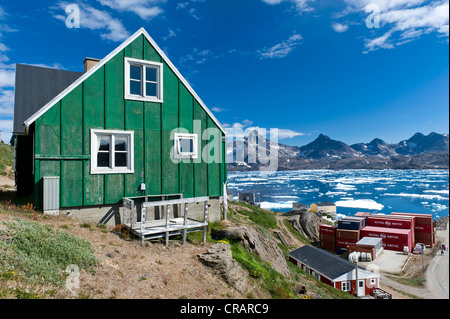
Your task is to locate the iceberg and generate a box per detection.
[335,199,384,210]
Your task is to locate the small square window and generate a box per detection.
[125,58,163,103]
[342,281,351,292]
[91,129,134,174]
[173,133,198,159]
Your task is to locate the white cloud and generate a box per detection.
[0,118,13,142]
[97,0,164,20]
[211,106,227,113]
[176,0,205,20]
[261,0,315,13]
[332,22,349,32]
[342,0,449,52]
[179,48,215,65]
[258,33,303,59]
[0,67,14,88]
[53,2,130,42]
[225,119,307,141]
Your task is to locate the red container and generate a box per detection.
[336,229,360,241]
[320,224,337,235]
[320,233,335,242]
[320,240,336,251]
[367,216,413,230]
[361,226,412,252]
[336,238,358,247]
[391,212,432,226]
[415,224,432,233]
[415,232,433,247]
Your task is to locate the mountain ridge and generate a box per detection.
[227,131,449,171]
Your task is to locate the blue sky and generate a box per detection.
[0,0,448,146]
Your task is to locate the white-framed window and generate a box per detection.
[341,281,351,292]
[90,129,134,174]
[173,133,198,159]
[125,57,163,103]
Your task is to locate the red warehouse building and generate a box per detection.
[288,246,379,297]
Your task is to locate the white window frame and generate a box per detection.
[124,57,163,103]
[341,281,351,292]
[90,129,134,174]
[173,133,198,159]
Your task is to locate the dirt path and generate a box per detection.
[0,175,14,188]
[378,222,449,299]
[426,223,449,299]
[275,214,304,249]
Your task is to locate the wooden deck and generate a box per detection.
[125,218,207,240]
[122,196,209,246]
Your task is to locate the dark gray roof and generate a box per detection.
[315,202,336,206]
[13,64,83,134]
[288,245,363,280]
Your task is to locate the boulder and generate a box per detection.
[286,210,320,243]
[198,243,250,294]
[212,225,291,277]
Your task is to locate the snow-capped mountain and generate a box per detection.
[227,132,449,171]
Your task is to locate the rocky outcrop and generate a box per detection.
[286,209,320,243]
[197,243,250,294]
[212,225,290,277]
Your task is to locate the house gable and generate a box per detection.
[23,28,226,135]
[31,28,226,209]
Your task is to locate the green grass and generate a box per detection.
[230,202,277,229]
[0,218,97,286]
[223,202,356,299]
[0,142,14,176]
[283,219,313,246]
[230,241,297,299]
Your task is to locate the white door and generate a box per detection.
[357,280,365,296]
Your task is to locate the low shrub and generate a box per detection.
[0,218,97,286]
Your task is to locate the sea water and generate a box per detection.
[227,169,449,219]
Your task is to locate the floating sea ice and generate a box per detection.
[335,199,384,210]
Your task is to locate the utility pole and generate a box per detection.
[421,248,424,274]
[355,260,359,297]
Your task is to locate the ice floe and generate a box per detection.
[335,199,384,210]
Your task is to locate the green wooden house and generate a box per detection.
[13,28,227,225]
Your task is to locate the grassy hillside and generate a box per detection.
[224,202,355,299]
[0,142,14,176]
[0,195,355,299]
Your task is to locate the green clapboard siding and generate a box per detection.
[144,102,162,195]
[33,32,226,210]
[179,83,194,198]
[83,66,105,206]
[161,63,179,195]
[193,101,208,197]
[61,85,83,207]
[207,116,221,197]
[105,49,126,203]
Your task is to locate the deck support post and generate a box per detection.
[203,201,209,244]
[165,205,170,247]
[141,206,146,246]
[183,203,189,245]
[130,201,135,229]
